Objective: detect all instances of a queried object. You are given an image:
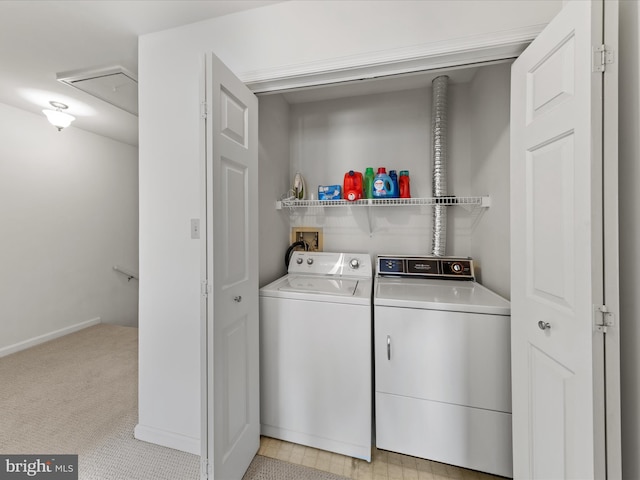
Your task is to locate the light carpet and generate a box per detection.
[0,324,201,479]
[0,324,349,480]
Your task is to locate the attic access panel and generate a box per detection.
[57,66,138,116]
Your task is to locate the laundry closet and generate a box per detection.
[252,1,620,470]
[256,60,513,478]
[257,61,512,298]
[138,2,621,479]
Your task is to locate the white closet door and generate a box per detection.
[510,0,619,478]
[201,52,259,480]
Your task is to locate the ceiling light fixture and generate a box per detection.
[43,101,75,131]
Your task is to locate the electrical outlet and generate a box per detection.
[291,227,323,252]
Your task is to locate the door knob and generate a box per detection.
[234,295,242,303]
[538,321,551,331]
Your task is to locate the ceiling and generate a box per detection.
[0,1,283,147]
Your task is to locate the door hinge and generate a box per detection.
[201,280,211,298]
[593,304,614,333]
[592,45,614,73]
[200,101,208,119]
[200,458,211,479]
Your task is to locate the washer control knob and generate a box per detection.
[307,257,314,265]
[451,262,463,273]
[296,257,303,265]
[350,258,360,269]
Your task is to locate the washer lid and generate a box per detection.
[375,277,510,315]
[278,275,359,297]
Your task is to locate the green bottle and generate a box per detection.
[364,167,375,199]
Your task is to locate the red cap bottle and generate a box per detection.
[399,170,411,198]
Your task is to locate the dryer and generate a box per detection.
[259,251,372,461]
[374,255,512,477]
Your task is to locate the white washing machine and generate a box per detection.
[259,251,373,461]
[374,255,512,478]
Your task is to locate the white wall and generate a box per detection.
[286,83,473,258]
[468,63,512,299]
[138,0,561,450]
[136,33,203,453]
[258,95,291,286]
[279,63,512,296]
[197,1,561,82]
[619,1,640,478]
[0,102,138,355]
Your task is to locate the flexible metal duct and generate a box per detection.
[430,75,449,256]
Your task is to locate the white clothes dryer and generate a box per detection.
[259,251,373,461]
[374,255,512,477]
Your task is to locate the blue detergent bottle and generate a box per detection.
[372,168,396,198]
[389,170,399,198]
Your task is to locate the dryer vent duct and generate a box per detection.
[430,75,449,257]
[57,65,138,116]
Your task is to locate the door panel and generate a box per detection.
[527,34,575,123]
[223,316,249,459]
[511,1,606,478]
[529,345,571,479]
[527,133,574,309]
[220,87,248,147]
[222,158,248,286]
[202,52,259,480]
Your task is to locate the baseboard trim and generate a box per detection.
[0,317,102,358]
[134,424,200,455]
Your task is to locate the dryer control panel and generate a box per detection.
[377,255,474,280]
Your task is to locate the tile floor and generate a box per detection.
[258,436,507,480]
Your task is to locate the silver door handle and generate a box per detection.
[387,335,391,360]
[233,295,242,303]
[538,321,551,331]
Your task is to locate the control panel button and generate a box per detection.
[307,258,314,265]
[296,257,303,264]
[349,258,360,269]
[442,260,472,276]
[379,258,404,273]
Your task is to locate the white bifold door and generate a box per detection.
[510,0,620,478]
[200,52,260,480]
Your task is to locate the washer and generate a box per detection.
[373,255,512,478]
[259,251,372,461]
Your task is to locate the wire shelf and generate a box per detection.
[276,196,490,210]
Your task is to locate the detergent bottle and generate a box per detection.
[372,168,395,198]
[364,167,375,199]
[343,170,364,201]
[389,170,399,198]
[399,170,411,198]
